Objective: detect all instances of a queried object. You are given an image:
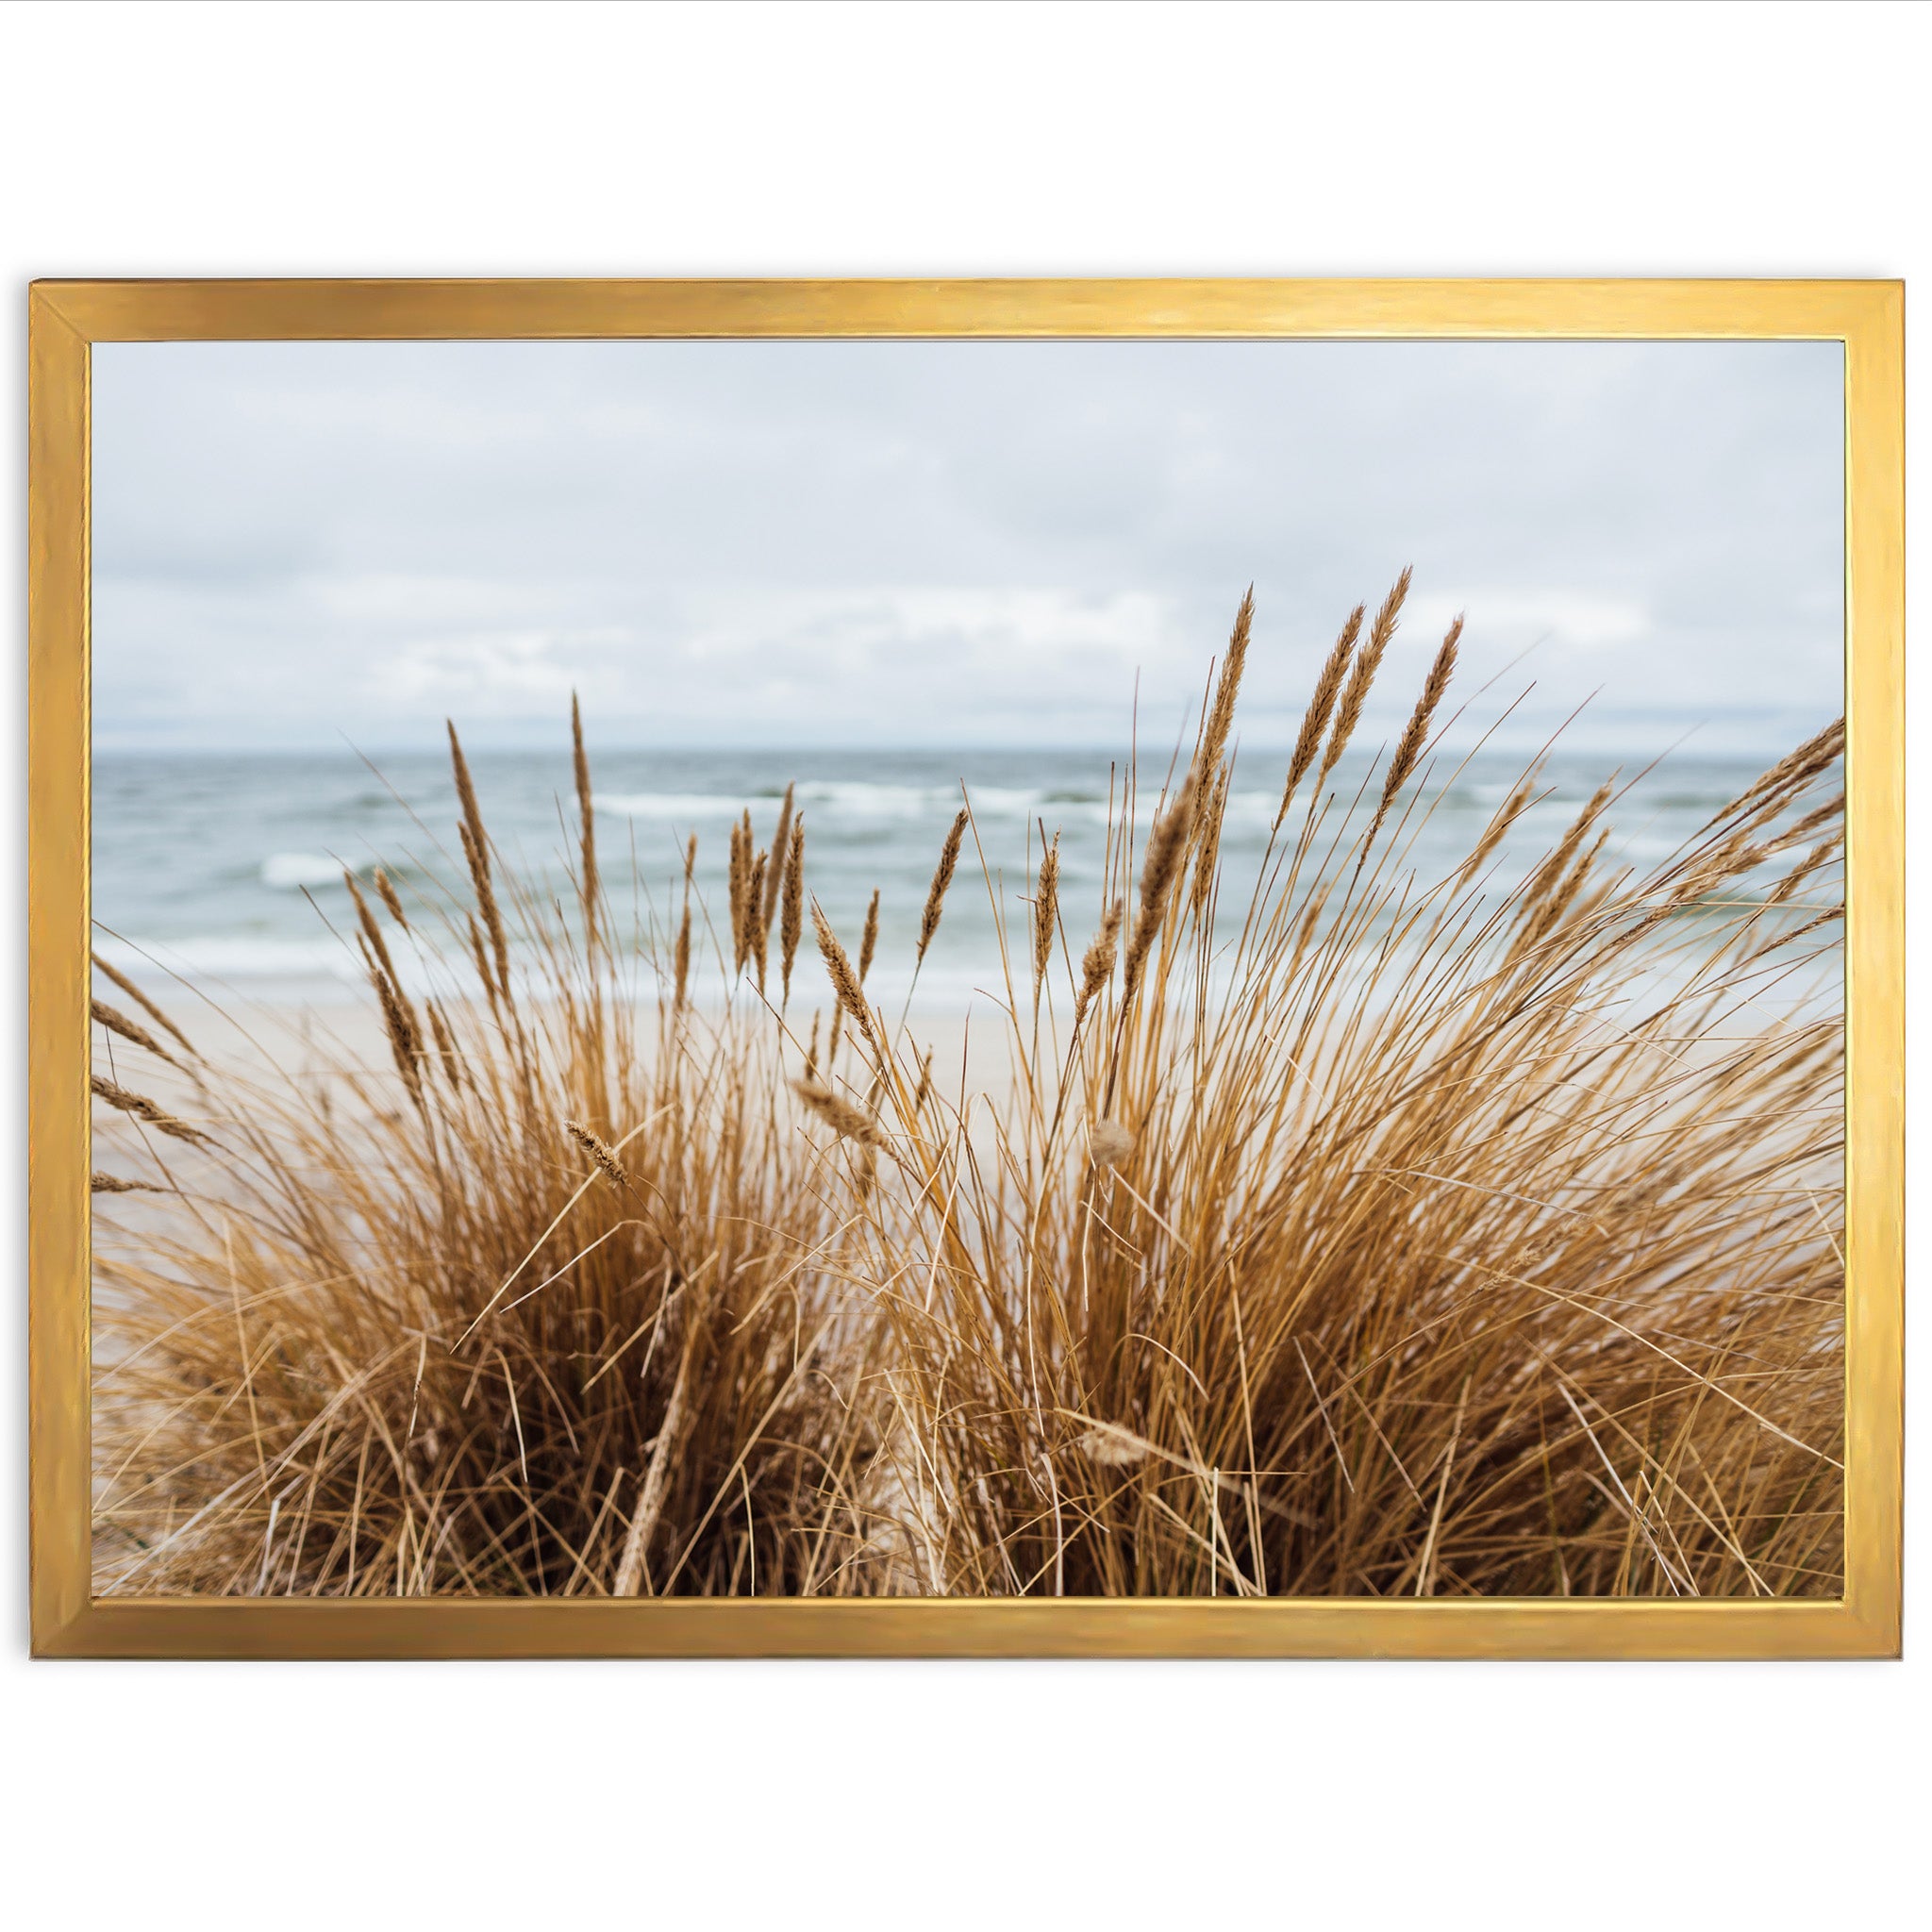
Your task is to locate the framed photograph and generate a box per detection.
[28,278,1901,1657]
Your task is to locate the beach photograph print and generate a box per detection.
[88,335,1846,1601]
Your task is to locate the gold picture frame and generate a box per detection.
[29,277,1903,1658]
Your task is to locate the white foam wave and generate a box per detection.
[795,780,942,815]
[594,791,764,820]
[261,852,353,890]
[596,781,1135,828]
[96,935,361,981]
[95,933,458,999]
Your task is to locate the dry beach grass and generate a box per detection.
[91,577,1846,1598]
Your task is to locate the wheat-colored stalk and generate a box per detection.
[1279,604,1364,820]
[1122,767,1198,1004]
[793,1078,886,1148]
[92,998,178,1068]
[565,1118,635,1194]
[449,721,511,1002]
[1766,834,1841,907]
[455,774,513,1009]
[746,850,770,994]
[344,871,403,991]
[91,952,197,1058]
[1763,791,1845,856]
[464,911,496,1004]
[425,999,465,1091]
[1457,765,1542,886]
[571,692,600,953]
[811,902,877,1051]
[1705,716,1845,832]
[1074,1425,1150,1467]
[1321,565,1411,783]
[374,867,409,929]
[781,819,805,1006]
[1380,613,1462,811]
[374,971,427,1112]
[448,720,487,857]
[1524,779,1614,911]
[673,902,692,1011]
[918,810,969,964]
[1075,898,1124,1024]
[1524,827,1609,948]
[858,889,880,986]
[91,1074,210,1147]
[1032,831,1061,1001]
[762,782,795,938]
[1197,586,1255,791]
[1190,766,1231,926]
[612,1324,699,1598]
[728,814,751,973]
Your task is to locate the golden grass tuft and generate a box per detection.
[92,578,1844,1601]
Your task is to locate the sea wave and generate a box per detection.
[260,852,365,890]
[593,791,765,820]
[591,780,1307,831]
[95,934,364,982]
[90,933,1025,1017]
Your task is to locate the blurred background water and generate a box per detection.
[91,740,1842,1020]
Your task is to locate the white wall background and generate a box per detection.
[3,4,1922,1925]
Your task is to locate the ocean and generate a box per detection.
[90,743,1838,1014]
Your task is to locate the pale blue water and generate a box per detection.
[90,743,1839,1011]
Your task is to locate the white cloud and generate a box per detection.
[367,629,623,709]
[1409,590,1651,653]
[677,586,1178,667]
[89,338,1845,756]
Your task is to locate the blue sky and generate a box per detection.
[92,337,1844,758]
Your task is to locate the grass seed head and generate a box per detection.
[1322,565,1411,783]
[858,888,880,986]
[91,1074,211,1147]
[1075,898,1124,1024]
[92,998,178,1068]
[565,1118,634,1194]
[375,867,409,929]
[918,810,969,963]
[92,952,198,1058]
[812,901,877,1051]
[1032,831,1061,998]
[793,1078,885,1149]
[781,819,806,1005]
[1123,767,1198,1003]
[1282,604,1364,817]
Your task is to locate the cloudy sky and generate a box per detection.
[92,337,1844,758]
